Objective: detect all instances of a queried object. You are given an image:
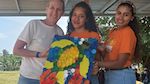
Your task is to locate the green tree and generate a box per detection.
[0,54,21,71]
[96,16,115,41]
[139,16,150,69]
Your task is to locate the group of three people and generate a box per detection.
[13,0,141,84]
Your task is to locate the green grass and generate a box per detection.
[0,71,143,84]
[0,71,19,84]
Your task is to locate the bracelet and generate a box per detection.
[36,52,40,58]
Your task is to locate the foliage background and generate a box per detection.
[0,54,21,71]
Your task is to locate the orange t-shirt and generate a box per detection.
[70,31,101,42]
[105,26,136,67]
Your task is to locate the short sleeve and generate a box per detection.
[95,33,101,42]
[119,29,136,55]
[18,20,35,44]
[56,25,64,36]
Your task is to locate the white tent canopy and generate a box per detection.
[0,0,150,16]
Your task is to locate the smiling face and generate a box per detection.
[71,7,87,30]
[115,5,134,27]
[46,0,64,26]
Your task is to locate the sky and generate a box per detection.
[0,16,68,54]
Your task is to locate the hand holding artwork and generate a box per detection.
[92,59,106,75]
[97,41,105,52]
[98,41,112,52]
[92,61,99,75]
[105,44,112,52]
[38,48,49,58]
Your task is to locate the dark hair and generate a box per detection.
[118,1,142,61]
[67,1,98,34]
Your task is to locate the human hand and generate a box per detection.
[97,41,105,52]
[39,48,50,57]
[105,45,112,52]
[92,61,99,75]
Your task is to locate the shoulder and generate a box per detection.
[56,25,64,35]
[89,31,101,36]
[121,26,134,35]
[119,26,136,40]
[89,31,98,34]
[56,25,62,29]
[89,31,101,41]
[55,25,63,31]
[27,19,41,25]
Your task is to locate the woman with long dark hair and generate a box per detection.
[95,1,141,84]
[67,1,102,84]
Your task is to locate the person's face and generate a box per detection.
[46,0,64,26]
[115,5,134,27]
[71,7,87,30]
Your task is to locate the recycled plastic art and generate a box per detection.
[40,35,98,84]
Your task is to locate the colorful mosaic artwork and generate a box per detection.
[40,35,98,84]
